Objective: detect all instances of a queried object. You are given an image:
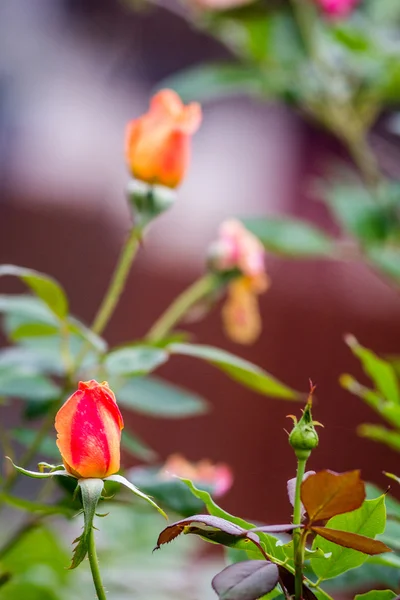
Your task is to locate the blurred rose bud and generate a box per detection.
[208,219,269,344]
[55,380,124,479]
[160,453,233,497]
[125,89,202,189]
[315,0,360,18]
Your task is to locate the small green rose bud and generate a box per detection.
[288,385,320,460]
[126,179,176,228]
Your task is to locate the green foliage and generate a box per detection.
[168,343,299,400]
[160,63,264,103]
[104,346,168,376]
[0,266,68,320]
[241,218,334,257]
[355,592,396,600]
[180,479,286,562]
[311,496,387,580]
[341,336,400,450]
[0,526,71,600]
[116,375,208,417]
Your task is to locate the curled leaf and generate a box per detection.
[155,514,260,551]
[301,470,365,523]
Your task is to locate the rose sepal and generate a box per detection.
[70,478,105,569]
[6,457,71,479]
[104,473,167,519]
[126,179,176,229]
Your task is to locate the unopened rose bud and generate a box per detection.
[288,396,319,460]
[125,89,202,189]
[55,380,124,479]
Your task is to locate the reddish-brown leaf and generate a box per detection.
[301,470,365,522]
[154,514,259,551]
[311,526,392,555]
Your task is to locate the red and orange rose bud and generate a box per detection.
[208,219,269,345]
[55,380,124,479]
[125,89,202,189]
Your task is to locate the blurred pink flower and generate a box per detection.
[316,0,360,18]
[160,453,233,497]
[210,219,265,278]
[208,219,269,344]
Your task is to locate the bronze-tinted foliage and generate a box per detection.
[311,526,392,555]
[301,470,365,522]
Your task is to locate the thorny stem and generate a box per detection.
[146,273,218,343]
[88,527,107,600]
[293,457,307,600]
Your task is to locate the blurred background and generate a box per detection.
[1,0,400,598]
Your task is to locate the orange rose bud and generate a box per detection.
[125,89,202,188]
[55,380,124,479]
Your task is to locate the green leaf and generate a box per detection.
[105,346,168,376]
[0,335,97,377]
[340,374,400,428]
[355,591,396,600]
[311,495,387,580]
[121,430,158,462]
[159,62,264,103]
[345,335,400,404]
[180,479,286,562]
[241,218,334,257]
[70,478,104,569]
[129,466,211,517]
[116,375,208,418]
[366,245,400,283]
[9,323,60,340]
[0,366,60,400]
[358,424,400,452]
[0,295,59,328]
[365,483,400,519]
[168,343,299,400]
[0,265,68,319]
[0,526,70,599]
[321,184,396,244]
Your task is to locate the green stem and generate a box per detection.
[73,225,142,373]
[88,527,107,600]
[146,273,217,343]
[91,226,142,337]
[293,457,307,600]
[344,127,382,191]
